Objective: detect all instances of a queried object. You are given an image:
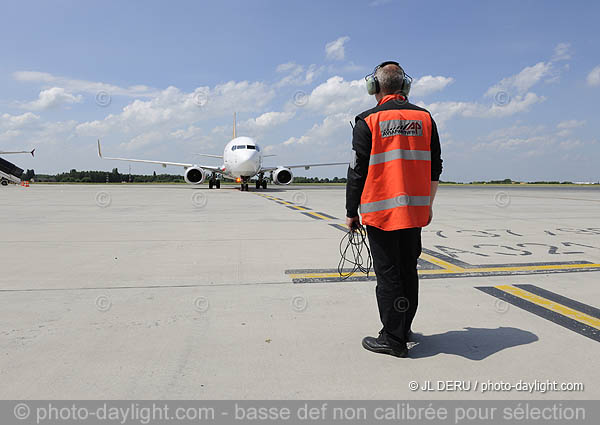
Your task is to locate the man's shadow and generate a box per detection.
[408,327,538,360]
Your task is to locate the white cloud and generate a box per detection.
[275,62,321,87]
[21,87,82,110]
[0,112,40,130]
[557,120,585,130]
[556,119,586,137]
[411,75,454,97]
[485,62,553,97]
[303,76,372,115]
[240,111,295,134]
[422,92,545,126]
[282,113,352,147]
[472,121,591,154]
[552,42,571,62]
[76,81,275,141]
[276,62,300,73]
[587,66,600,87]
[171,124,214,141]
[325,36,350,61]
[558,139,584,150]
[13,71,158,98]
[118,131,164,152]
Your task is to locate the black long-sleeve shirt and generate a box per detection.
[346,101,442,218]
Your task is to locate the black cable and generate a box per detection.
[338,223,373,280]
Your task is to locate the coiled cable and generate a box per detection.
[338,223,373,279]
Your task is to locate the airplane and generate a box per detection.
[0,149,35,157]
[97,113,348,191]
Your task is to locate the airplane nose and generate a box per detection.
[237,151,259,173]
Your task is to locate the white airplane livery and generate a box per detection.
[98,114,347,191]
[0,149,35,156]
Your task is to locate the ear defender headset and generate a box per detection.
[365,61,413,97]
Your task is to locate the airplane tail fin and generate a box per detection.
[233,112,236,139]
[31,149,35,157]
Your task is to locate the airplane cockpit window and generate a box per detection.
[247,145,256,150]
[232,146,236,151]
[236,145,246,149]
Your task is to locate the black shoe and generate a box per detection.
[362,335,408,358]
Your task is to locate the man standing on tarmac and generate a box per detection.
[346,61,443,358]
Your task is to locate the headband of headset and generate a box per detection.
[365,61,412,97]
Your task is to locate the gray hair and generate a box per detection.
[375,64,404,95]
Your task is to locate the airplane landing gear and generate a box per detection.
[240,177,249,191]
[255,173,268,190]
[209,173,221,189]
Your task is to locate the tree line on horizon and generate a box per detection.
[19,169,594,185]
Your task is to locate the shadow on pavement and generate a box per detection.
[408,326,538,360]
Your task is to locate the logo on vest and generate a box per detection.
[380,120,423,138]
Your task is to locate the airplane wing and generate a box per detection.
[0,149,35,157]
[193,153,223,159]
[97,140,222,173]
[261,162,348,172]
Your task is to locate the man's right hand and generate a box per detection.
[425,206,433,226]
[346,216,360,230]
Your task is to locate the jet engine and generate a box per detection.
[272,167,293,185]
[184,166,206,185]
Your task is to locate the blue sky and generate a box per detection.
[1,0,599,182]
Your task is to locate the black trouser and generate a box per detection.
[366,225,422,345]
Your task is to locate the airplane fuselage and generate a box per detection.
[221,136,262,179]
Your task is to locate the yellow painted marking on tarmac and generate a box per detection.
[497,285,600,330]
[419,253,465,272]
[306,211,332,220]
[289,262,600,280]
[289,269,463,280]
[468,263,600,273]
[290,206,309,211]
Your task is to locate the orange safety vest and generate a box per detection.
[360,94,432,231]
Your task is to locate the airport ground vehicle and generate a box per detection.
[0,157,23,186]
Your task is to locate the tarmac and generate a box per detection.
[1,183,599,399]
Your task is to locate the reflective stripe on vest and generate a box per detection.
[360,195,431,214]
[369,148,431,166]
